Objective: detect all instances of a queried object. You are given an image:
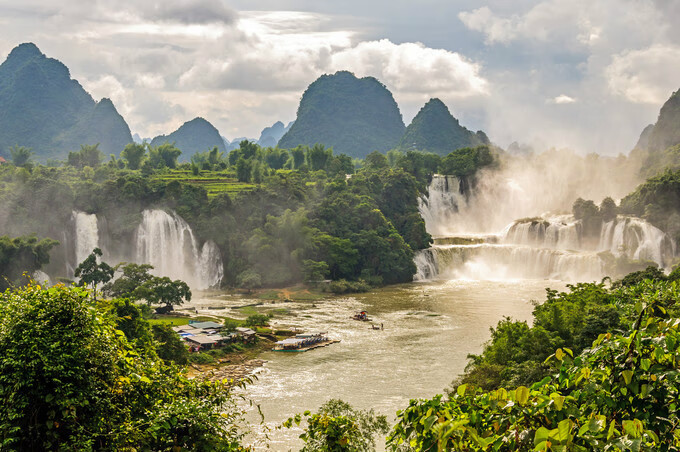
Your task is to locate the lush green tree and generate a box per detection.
[0,235,59,290]
[600,196,618,222]
[67,144,104,169]
[152,323,189,365]
[8,145,33,167]
[136,276,191,309]
[103,263,154,299]
[244,314,270,327]
[148,143,182,169]
[0,283,250,451]
[438,145,494,178]
[364,150,389,170]
[121,142,147,170]
[285,399,389,452]
[74,247,114,299]
[236,269,262,292]
[290,146,306,168]
[302,259,329,282]
[307,144,333,171]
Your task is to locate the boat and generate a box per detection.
[351,311,371,321]
[271,332,340,352]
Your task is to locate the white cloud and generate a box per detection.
[330,39,488,98]
[606,44,680,104]
[458,0,664,51]
[551,95,577,104]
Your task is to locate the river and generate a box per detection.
[192,278,565,450]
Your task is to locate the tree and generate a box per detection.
[136,276,191,309]
[152,323,189,365]
[121,142,147,170]
[0,235,59,290]
[9,145,33,167]
[148,143,182,169]
[103,263,154,299]
[236,269,262,292]
[74,248,114,299]
[364,151,389,170]
[600,196,618,222]
[285,399,389,452]
[244,314,270,327]
[0,283,250,450]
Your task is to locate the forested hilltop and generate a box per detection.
[0,139,496,290]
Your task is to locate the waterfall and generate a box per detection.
[135,209,223,289]
[597,217,676,266]
[72,211,99,268]
[32,270,51,286]
[418,175,468,236]
[415,174,676,282]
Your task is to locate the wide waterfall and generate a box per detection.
[72,211,99,269]
[135,209,223,289]
[416,175,676,282]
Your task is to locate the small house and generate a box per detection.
[188,321,224,331]
[186,334,218,351]
[235,327,257,342]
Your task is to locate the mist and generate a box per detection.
[420,148,644,236]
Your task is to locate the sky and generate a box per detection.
[0,0,678,153]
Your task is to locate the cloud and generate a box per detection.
[551,95,577,104]
[138,0,236,25]
[330,39,488,98]
[458,1,664,51]
[606,44,680,104]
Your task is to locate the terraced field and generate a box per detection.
[151,169,257,198]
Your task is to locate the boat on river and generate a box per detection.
[351,311,371,321]
[272,333,339,352]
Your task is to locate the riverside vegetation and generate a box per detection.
[1,269,679,450]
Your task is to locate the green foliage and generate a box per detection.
[455,282,627,391]
[121,142,147,170]
[439,145,495,178]
[136,276,192,308]
[0,235,58,290]
[398,98,488,155]
[74,247,114,297]
[103,262,154,299]
[8,145,33,167]
[328,279,370,294]
[278,71,405,159]
[152,323,189,365]
[302,259,329,282]
[390,280,680,451]
[236,269,262,291]
[0,283,249,450]
[148,143,182,169]
[285,399,389,452]
[244,314,271,328]
[620,169,680,241]
[67,143,105,169]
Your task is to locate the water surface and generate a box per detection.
[233,279,565,450]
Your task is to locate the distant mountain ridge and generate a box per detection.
[0,43,132,160]
[398,98,489,155]
[150,117,226,161]
[278,71,405,158]
[646,89,680,152]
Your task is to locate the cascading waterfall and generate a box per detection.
[418,175,468,237]
[72,210,99,269]
[415,176,676,282]
[135,209,223,289]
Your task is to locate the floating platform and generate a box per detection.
[271,339,340,352]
